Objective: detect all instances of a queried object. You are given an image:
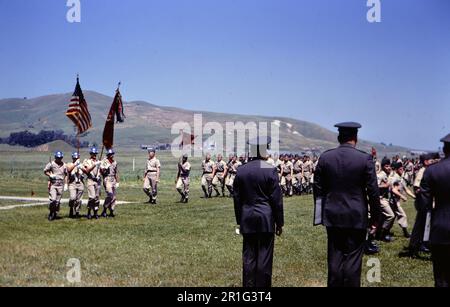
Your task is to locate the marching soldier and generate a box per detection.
[233,136,283,287]
[313,122,381,287]
[280,155,294,197]
[201,153,215,198]
[302,155,314,194]
[176,154,191,203]
[82,147,102,219]
[390,162,415,238]
[225,154,242,197]
[44,151,68,221]
[100,149,119,217]
[418,134,450,287]
[143,148,161,204]
[212,154,228,197]
[376,158,395,242]
[293,154,304,195]
[66,152,84,219]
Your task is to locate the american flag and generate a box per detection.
[66,77,92,134]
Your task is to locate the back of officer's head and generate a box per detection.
[337,131,358,145]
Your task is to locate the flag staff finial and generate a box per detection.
[117,81,121,90]
[77,73,79,82]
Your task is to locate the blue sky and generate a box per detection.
[1,0,449,150]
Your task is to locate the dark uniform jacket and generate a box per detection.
[233,159,284,234]
[314,144,381,229]
[419,157,450,245]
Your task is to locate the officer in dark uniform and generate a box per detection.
[233,136,284,287]
[313,122,381,287]
[418,134,450,287]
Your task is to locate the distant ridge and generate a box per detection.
[0,91,411,154]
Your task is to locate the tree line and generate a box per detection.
[0,130,89,148]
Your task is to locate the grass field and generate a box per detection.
[0,150,434,287]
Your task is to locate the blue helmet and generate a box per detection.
[72,152,80,159]
[90,147,99,155]
[54,151,64,159]
[147,147,156,153]
[106,148,115,156]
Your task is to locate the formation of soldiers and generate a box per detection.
[44,147,119,221]
[373,152,442,256]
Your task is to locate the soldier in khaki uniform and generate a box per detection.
[176,154,191,203]
[82,147,102,220]
[275,154,284,180]
[389,162,415,238]
[66,152,84,219]
[293,154,304,195]
[302,155,314,194]
[201,153,216,198]
[44,151,68,221]
[100,149,119,217]
[280,155,294,197]
[376,158,395,242]
[212,154,228,197]
[226,154,242,197]
[143,148,161,204]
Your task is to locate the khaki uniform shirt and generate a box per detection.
[215,160,227,173]
[44,161,67,185]
[83,158,101,183]
[282,161,293,175]
[302,160,314,174]
[202,160,215,174]
[67,161,84,184]
[179,161,191,177]
[146,158,161,174]
[293,160,303,174]
[101,159,118,179]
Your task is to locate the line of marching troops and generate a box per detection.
[198,153,318,200]
[43,145,319,221]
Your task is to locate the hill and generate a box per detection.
[0,91,410,154]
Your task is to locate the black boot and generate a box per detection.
[48,212,54,221]
[402,227,411,238]
[87,209,92,220]
[109,210,115,218]
[94,210,99,220]
[101,209,108,218]
[381,229,394,242]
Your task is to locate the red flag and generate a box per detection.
[103,87,125,149]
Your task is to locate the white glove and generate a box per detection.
[63,184,68,192]
[49,174,56,180]
[116,182,120,188]
[235,227,241,235]
[74,160,81,166]
[95,161,102,167]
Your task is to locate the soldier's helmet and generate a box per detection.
[72,152,80,159]
[106,149,115,156]
[147,147,156,153]
[90,147,99,155]
[54,151,64,159]
[182,153,189,159]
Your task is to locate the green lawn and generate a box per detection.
[0,151,434,287]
